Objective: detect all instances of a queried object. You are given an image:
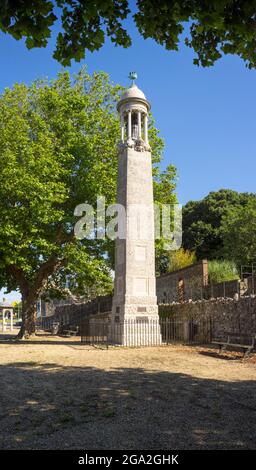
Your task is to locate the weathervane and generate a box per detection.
[129,71,137,85]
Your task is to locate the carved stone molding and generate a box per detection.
[118,139,151,153]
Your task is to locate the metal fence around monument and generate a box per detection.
[80,317,212,347]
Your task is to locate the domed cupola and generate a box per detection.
[117,72,151,151]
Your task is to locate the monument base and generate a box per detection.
[110,310,162,346]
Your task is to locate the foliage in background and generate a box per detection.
[221,199,256,267]
[182,189,256,261]
[168,248,196,273]
[0,68,176,337]
[154,164,178,275]
[1,1,256,67]
[208,260,239,284]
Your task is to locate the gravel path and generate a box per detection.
[0,331,256,450]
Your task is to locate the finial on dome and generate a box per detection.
[128,71,137,86]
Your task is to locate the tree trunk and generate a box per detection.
[17,294,37,339]
[12,255,65,339]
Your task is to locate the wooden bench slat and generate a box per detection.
[211,333,256,356]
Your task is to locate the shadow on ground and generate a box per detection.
[0,333,80,346]
[198,350,243,361]
[0,359,255,450]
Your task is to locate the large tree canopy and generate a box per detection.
[182,189,256,261]
[0,68,177,338]
[1,1,256,67]
[222,199,256,267]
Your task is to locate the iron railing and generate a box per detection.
[80,317,212,347]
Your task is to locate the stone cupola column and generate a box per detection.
[144,113,148,145]
[120,112,125,142]
[127,110,132,140]
[138,111,142,139]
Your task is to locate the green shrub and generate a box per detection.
[168,248,196,272]
[208,260,239,283]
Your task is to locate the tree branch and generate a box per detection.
[45,282,88,304]
[34,255,67,295]
[6,265,29,297]
[56,224,75,245]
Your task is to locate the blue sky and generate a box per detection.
[0,14,255,302]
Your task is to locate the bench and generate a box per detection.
[212,332,256,356]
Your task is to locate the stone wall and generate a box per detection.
[159,296,256,338]
[156,261,248,303]
[40,269,256,339]
[156,260,208,303]
[40,295,112,330]
[204,277,255,299]
[203,279,240,300]
[41,292,256,340]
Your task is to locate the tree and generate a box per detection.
[154,164,178,275]
[182,189,256,260]
[0,68,177,338]
[168,248,196,273]
[221,199,256,267]
[1,1,256,67]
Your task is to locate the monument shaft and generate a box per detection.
[111,79,161,345]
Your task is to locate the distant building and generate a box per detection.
[0,298,14,331]
[0,298,14,318]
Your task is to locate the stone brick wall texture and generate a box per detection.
[159,296,256,337]
[156,263,256,303]
[41,293,256,340]
[40,295,112,330]
[156,260,208,303]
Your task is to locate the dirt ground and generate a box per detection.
[0,330,256,450]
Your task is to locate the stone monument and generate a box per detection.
[111,73,161,346]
